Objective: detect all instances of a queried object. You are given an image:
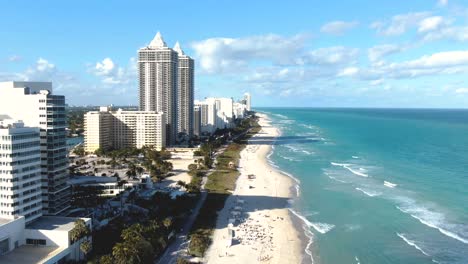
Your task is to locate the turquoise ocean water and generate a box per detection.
[260,108,468,264]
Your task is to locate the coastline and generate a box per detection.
[205,113,306,263]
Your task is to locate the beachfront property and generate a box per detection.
[0,118,42,224]
[195,97,249,135]
[233,102,248,119]
[0,112,92,263]
[174,42,195,141]
[84,106,166,153]
[138,32,178,146]
[0,81,70,216]
[0,216,92,263]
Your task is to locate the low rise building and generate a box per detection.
[0,216,92,263]
[68,176,136,197]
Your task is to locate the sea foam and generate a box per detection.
[396,204,468,245]
[331,162,369,177]
[355,187,381,197]
[396,233,431,257]
[289,208,335,234]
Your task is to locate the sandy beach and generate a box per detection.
[205,113,304,263]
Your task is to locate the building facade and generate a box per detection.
[193,105,201,137]
[138,32,178,146]
[244,92,251,111]
[0,118,42,223]
[84,107,166,153]
[0,216,92,263]
[0,82,70,216]
[174,42,194,141]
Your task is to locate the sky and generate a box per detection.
[1,0,468,108]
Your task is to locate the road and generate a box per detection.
[156,175,209,264]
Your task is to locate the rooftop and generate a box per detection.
[0,217,14,226]
[68,176,118,185]
[26,216,84,232]
[0,245,64,264]
[149,32,167,48]
[173,41,185,55]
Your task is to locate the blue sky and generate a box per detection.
[1,0,468,107]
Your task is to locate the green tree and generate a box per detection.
[70,219,91,261]
[99,255,113,264]
[112,234,154,264]
[73,145,85,157]
[80,240,92,257]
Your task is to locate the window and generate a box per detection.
[26,238,46,246]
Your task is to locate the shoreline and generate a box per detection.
[205,113,307,263]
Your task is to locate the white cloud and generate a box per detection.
[302,46,359,65]
[371,12,431,36]
[191,34,308,73]
[337,67,359,77]
[94,58,116,76]
[418,16,445,32]
[7,55,22,62]
[348,50,468,81]
[368,44,405,62]
[438,0,448,7]
[395,50,468,69]
[35,58,56,72]
[370,79,384,86]
[455,88,468,94]
[320,21,359,36]
[90,57,136,85]
[421,26,468,42]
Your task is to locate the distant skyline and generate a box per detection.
[1,0,468,108]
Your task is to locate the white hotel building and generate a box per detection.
[0,114,91,263]
[0,81,70,216]
[174,42,195,141]
[85,107,166,153]
[138,32,178,146]
[0,118,42,224]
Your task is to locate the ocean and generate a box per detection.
[260,108,468,264]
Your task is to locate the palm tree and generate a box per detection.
[80,240,92,258]
[70,219,91,261]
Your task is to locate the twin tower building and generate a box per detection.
[139,32,194,146]
[85,32,194,153]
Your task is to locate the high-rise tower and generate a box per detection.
[138,32,178,146]
[174,42,194,141]
[0,117,42,223]
[0,81,70,215]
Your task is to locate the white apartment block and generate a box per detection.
[233,102,247,119]
[0,82,70,216]
[206,97,234,130]
[195,98,236,134]
[138,32,178,146]
[84,107,166,153]
[174,42,195,140]
[195,101,216,135]
[0,118,42,224]
[83,107,113,153]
